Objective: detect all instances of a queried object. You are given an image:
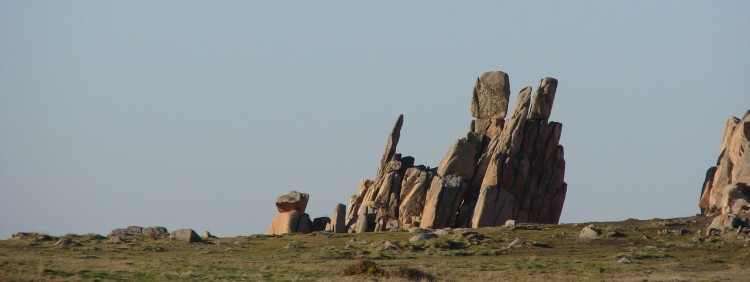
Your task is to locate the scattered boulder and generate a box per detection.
[409,233,438,243]
[108,226,168,241]
[55,238,81,247]
[169,229,202,243]
[142,226,168,238]
[579,224,601,240]
[433,229,451,236]
[202,231,217,240]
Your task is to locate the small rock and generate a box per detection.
[579,224,601,240]
[408,227,427,233]
[382,241,400,250]
[202,231,217,240]
[507,238,524,248]
[433,229,451,236]
[409,233,438,243]
[55,238,81,247]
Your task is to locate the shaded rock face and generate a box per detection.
[268,191,313,235]
[344,71,567,232]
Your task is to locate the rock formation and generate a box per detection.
[699,110,750,236]
[344,71,567,232]
[268,191,313,235]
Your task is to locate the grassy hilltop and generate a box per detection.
[1,216,749,281]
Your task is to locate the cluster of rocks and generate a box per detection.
[344,71,567,233]
[699,110,750,236]
[107,226,206,243]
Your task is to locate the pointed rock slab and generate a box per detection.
[420,175,469,229]
[275,191,309,213]
[528,77,558,121]
[268,210,312,235]
[376,114,404,180]
[471,71,510,119]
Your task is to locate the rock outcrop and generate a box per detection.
[268,191,313,235]
[699,110,750,236]
[344,71,567,232]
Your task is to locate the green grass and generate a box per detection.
[1,216,749,281]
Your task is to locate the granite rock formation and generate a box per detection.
[268,191,313,235]
[699,110,750,235]
[345,71,567,232]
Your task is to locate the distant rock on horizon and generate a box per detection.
[345,71,568,233]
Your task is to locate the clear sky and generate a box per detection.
[1,1,748,239]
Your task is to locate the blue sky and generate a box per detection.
[1,1,748,238]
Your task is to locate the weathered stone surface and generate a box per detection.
[700,110,750,215]
[325,203,347,233]
[471,71,510,119]
[275,191,309,213]
[420,175,469,229]
[528,77,558,121]
[268,210,312,235]
[312,217,330,232]
[169,229,202,243]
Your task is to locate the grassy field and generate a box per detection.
[1,216,749,281]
